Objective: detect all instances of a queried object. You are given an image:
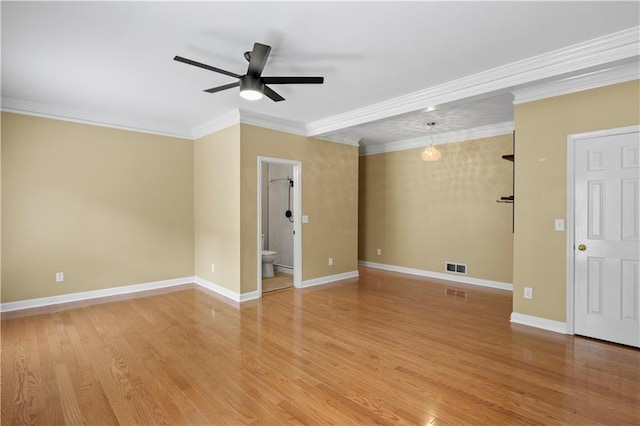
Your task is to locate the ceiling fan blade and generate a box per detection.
[262,76,324,84]
[204,82,240,93]
[174,56,240,79]
[263,85,285,102]
[247,43,271,76]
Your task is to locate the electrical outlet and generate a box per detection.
[328,257,334,266]
[211,264,215,272]
[377,248,382,256]
[524,287,533,299]
[56,272,64,282]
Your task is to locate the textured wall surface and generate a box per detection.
[359,134,514,284]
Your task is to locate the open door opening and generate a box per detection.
[257,157,302,295]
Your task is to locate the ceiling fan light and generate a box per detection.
[239,75,264,101]
[240,89,263,100]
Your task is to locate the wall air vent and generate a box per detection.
[445,262,467,275]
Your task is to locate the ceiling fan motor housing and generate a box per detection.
[240,75,263,92]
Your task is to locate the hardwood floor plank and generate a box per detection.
[36,323,66,426]
[12,318,46,425]
[2,267,639,425]
[1,318,18,424]
[54,364,84,424]
[262,271,294,294]
[60,309,119,425]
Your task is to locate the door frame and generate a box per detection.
[257,156,302,295]
[565,124,640,334]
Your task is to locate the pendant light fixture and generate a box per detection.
[421,122,441,161]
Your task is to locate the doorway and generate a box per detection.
[257,157,302,295]
[567,125,639,347]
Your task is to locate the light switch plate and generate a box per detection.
[302,215,309,223]
[554,219,565,231]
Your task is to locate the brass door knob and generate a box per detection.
[578,244,587,251]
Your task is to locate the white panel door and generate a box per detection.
[574,130,640,347]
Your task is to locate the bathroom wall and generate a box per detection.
[268,164,294,268]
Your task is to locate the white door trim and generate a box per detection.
[566,124,640,334]
[257,156,302,296]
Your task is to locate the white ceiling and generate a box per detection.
[2,1,639,149]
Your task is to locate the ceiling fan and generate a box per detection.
[174,42,324,102]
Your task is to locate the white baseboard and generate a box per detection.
[510,312,567,334]
[1,269,360,313]
[274,265,294,275]
[193,276,241,302]
[359,260,513,291]
[1,275,263,312]
[193,277,259,303]
[0,276,195,312]
[301,270,359,288]
[239,291,261,302]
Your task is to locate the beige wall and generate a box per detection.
[0,115,2,290]
[1,112,194,303]
[513,80,640,321]
[359,134,514,284]
[239,124,359,293]
[1,115,358,302]
[193,125,241,293]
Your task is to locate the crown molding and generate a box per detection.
[1,98,309,142]
[239,109,307,136]
[360,121,514,156]
[1,97,193,140]
[512,62,639,105]
[4,27,637,144]
[308,26,640,137]
[191,109,241,139]
[192,108,307,139]
[314,134,362,146]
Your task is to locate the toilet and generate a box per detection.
[261,234,277,278]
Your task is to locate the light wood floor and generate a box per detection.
[262,271,293,293]
[2,267,639,425]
